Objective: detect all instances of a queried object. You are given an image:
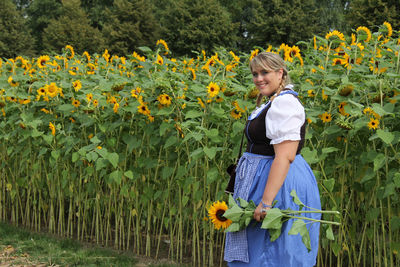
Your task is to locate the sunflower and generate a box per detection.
[368,118,379,130]
[87,63,96,75]
[102,49,110,62]
[37,55,50,68]
[320,112,332,123]
[249,49,259,61]
[207,82,220,98]
[325,30,345,42]
[45,83,60,98]
[230,51,240,62]
[7,76,19,87]
[84,94,92,103]
[382,21,393,38]
[93,99,99,107]
[49,122,56,136]
[197,97,205,108]
[156,39,169,54]
[189,67,196,80]
[41,108,50,114]
[131,87,142,98]
[208,201,232,230]
[356,26,372,42]
[73,80,82,92]
[307,90,315,97]
[233,100,245,113]
[230,109,242,120]
[156,54,163,65]
[72,99,80,108]
[65,45,75,59]
[113,102,119,113]
[83,51,91,62]
[338,102,349,116]
[321,90,328,101]
[138,103,150,116]
[157,94,172,106]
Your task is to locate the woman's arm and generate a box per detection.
[253,140,299,221]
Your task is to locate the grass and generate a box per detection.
[0,221,188,267]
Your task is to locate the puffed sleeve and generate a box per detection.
[265,94,305,145]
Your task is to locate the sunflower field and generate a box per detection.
[1,22,400,266]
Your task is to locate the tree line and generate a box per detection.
[1,0,399,58]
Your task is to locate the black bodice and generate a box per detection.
[245,95,306,156]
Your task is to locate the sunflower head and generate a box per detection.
[356,26,372,43]
[208,201,232,230]
[207,82,220,98]
[368,118,379,130]
[381,21,393,38]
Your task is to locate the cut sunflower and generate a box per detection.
[208,201,232,230]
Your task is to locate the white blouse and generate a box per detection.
[249,90,305,145]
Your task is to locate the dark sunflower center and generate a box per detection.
[216,209,227,221]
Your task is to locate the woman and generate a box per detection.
[224,52,321,266]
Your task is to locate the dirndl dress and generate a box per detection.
[224,89,321,267]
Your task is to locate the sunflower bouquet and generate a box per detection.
[208,190,340,251]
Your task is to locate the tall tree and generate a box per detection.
[26,0,63,53]
[42,0,105,54]
[80,0,114,29]
[156,0,238,56]
[102,0,160,56]
[0,0,34,57]
[346,0,400,31]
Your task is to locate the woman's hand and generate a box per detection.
[254,202,270,222]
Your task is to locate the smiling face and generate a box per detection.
[252,67,283,97]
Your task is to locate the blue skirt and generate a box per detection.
[225,152,321,267]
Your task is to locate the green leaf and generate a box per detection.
[288,219,311,252]
[108,152,119,168]
[225,222,240,232]
[238,198,249,208]
[58,104,74,112]
[164,135,178,149]
[373,153,385,172]
[376,129,394,145]
[185,110,203,119]
[326,225,334,240]
[124,170,134,180]
[203,146,217,159]
[383,183,396,198]
[394,173,400,188]
[390,216,400,232]
[206,167,218,185]
[301,147,319,164]
[110,170,122,185]
[290,190,305,208]
[323,179,335,192]
[72,152,79,163]
[322,147,339,154]
[261,208,284,230]
[223,204,243,222]
[269,228,282,242]
[51,150,60,160]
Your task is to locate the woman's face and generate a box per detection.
[252,67,283,97]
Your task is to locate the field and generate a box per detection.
[1,22,400,266]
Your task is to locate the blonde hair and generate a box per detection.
[250,52,291,106]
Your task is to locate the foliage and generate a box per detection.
[102,0,160,56]
[1,22,400,266]
[25,0,63,53]
[155,0,238,56]
[0,0,34,58]
[42,0,105,55]
[346,0,400,31]
[222,191,340,251]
